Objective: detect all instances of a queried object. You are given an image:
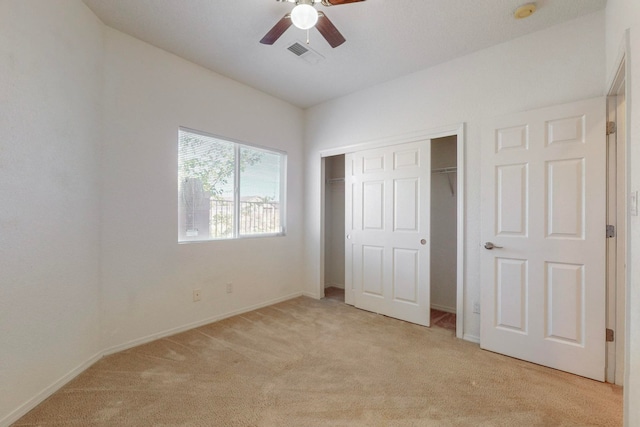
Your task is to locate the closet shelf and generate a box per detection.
[431,167,457,174]
[432,167,457,196]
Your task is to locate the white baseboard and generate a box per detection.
[103,291,303,356]
[463,333,480,344]
[431,303,456,314]
[1,351,103,427]
[324,283,345,289]
[302,291,320,299]
[1,291,303,427]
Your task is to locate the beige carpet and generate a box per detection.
[14,297,622,426]
[325,287,457,331]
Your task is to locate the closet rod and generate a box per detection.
[326,177,345,184]
[431,167,457,174]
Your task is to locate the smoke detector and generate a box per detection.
[514,3,536,19]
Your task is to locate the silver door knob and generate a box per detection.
[484,242,503,250]
[346,234,351,240]
[420,239,427,245]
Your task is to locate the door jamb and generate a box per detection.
[319,124,466,339]
[605,30,630,397]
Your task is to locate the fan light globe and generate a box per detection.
[291,4,318,30]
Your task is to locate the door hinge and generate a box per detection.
[606,328,615,342]
[607,121,617,135]
[606,224,615,238]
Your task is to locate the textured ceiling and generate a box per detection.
[83,0,607,109]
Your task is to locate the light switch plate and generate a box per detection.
[631,191,638,216]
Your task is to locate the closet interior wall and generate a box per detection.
[324,155,346,290]
[431,137,458,313]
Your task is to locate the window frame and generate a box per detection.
[178,127,287,243]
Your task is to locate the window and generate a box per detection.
[178,128,286,242]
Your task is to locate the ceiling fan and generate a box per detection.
[260,0,366,48]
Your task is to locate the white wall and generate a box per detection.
[303,12,606,341]
[0,2,305,424]
[324,156,345,289]
[100,28,305,350]
[605,1,640,425]
[0,0,104,423]
[430,137,457,312]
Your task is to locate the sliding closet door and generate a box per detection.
[345,140,431,326]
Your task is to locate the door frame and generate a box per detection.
[605,30,630,398]
[318,123,466,339]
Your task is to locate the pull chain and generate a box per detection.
[306,29,310,45]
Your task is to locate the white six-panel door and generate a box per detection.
[345,140,431,326]
[480,97,606,381]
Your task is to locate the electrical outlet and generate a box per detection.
[226,282,233,293]
[193,289,202,302]
[473,302,481,314]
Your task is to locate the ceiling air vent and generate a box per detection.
[288,42,309,56]
[286,41,325,65]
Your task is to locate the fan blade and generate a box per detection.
[260,14,292,45]
[316,12,346,48]
[321,0,365,6]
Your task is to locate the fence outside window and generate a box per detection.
[210,199,281,238]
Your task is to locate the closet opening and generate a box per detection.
[319,125,465,339]
[323,154,346,302]
[430,136,458,333]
